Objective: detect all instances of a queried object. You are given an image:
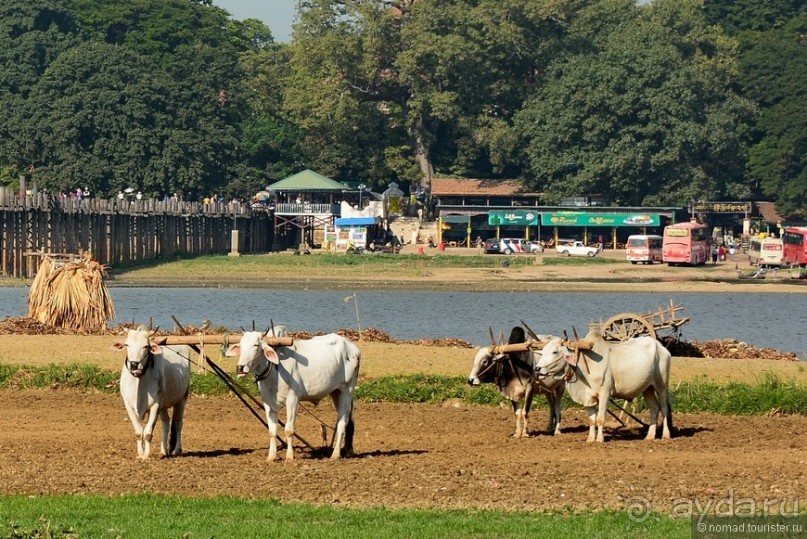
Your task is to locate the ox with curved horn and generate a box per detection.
[468,325,564,437]
[534,330,672,443]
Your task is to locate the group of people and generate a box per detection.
[711,244,730,264]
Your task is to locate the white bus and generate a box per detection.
[747,237,784,267]
[626,235,663,264]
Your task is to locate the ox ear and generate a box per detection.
[262,345,280,365]
[110,341,126,351]
[224,344,241,357]
[149,343,162,355]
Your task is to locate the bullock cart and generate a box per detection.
[589,299,689,342]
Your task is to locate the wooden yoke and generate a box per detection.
[490,340,548,354]
[151,335,294,347]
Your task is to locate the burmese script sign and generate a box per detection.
[541,211,660,227]
[692,202,752,214]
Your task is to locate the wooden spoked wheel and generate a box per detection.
[601,312,657,341]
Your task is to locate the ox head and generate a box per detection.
[467,345,507,386]
[535,333,594,380]
[534,338,571,380]
[225,331,279,378]
[111,328,161,377]
[468,326,534,386]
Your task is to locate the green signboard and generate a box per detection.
[541,211,660,227]
[488,210,539,226]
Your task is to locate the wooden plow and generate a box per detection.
[151,317,317,453]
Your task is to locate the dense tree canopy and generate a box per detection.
[515,0,755,206]
[0,0,802,218]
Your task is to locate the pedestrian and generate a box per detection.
[711,245,719,265]
[718,245,726,261]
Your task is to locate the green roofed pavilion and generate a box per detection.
[267,169,349,192]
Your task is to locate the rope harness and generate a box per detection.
[124,348,154,378]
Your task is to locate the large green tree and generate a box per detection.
[0,0,78,184]
[515,0,755,206]
[285,0,564,190]
[739,11,807,218]
[1,0,265,198]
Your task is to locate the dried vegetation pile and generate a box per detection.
[27,254,115,332]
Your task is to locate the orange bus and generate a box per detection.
[782,226,807,266]
[662,221,709,266]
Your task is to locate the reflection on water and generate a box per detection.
[0,287,804,357]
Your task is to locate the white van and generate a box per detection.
[748,237,784,267]
[626,235,663,264]
[498,238,543,254]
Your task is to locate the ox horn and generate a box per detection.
[498,330,505,345]
[149,326,160,336]
[488,327,496,347]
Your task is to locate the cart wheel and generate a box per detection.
[601,312,657,341]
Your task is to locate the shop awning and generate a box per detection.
[335,217,379,226]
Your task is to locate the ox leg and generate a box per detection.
[158,408,171,457]
[521,394,534,439]
[283,395,299,462]
[510,401,522,438]
[265,404,279,462]
[586,406,597,442]
[595,396,608,442]
[169,398,187,455]
[344,400,355,457]
[141,403,160,459]
[548,388,563,436]
[642,388,660,440]
[123,403,145,458]
[330,390,352,459]
[657,388,672,440]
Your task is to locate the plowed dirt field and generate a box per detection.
[0,390,804,513]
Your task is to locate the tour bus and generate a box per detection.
[625,235,663,264]
[747,237,784,267]
[782,226,807,266]
[662,221,709,266]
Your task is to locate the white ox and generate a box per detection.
[468,329,564,438]
[113,328,191,459]
[226,331,360,461]
[535,331,672,443]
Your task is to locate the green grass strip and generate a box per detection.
[0,365,804,415]
[0,494,687,539]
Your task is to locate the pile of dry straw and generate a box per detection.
[27,253,115,332]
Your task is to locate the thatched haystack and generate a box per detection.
[27,253,116,332]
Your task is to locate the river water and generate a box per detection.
[1,287,804,358]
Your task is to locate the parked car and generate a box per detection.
[555,240,599,257]
[499,238,543,255]
[483,238,500,254]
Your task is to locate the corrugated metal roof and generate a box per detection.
[267,169,349,192]
[431,178,539,196]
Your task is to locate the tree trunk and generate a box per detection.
[412,132,434,192]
